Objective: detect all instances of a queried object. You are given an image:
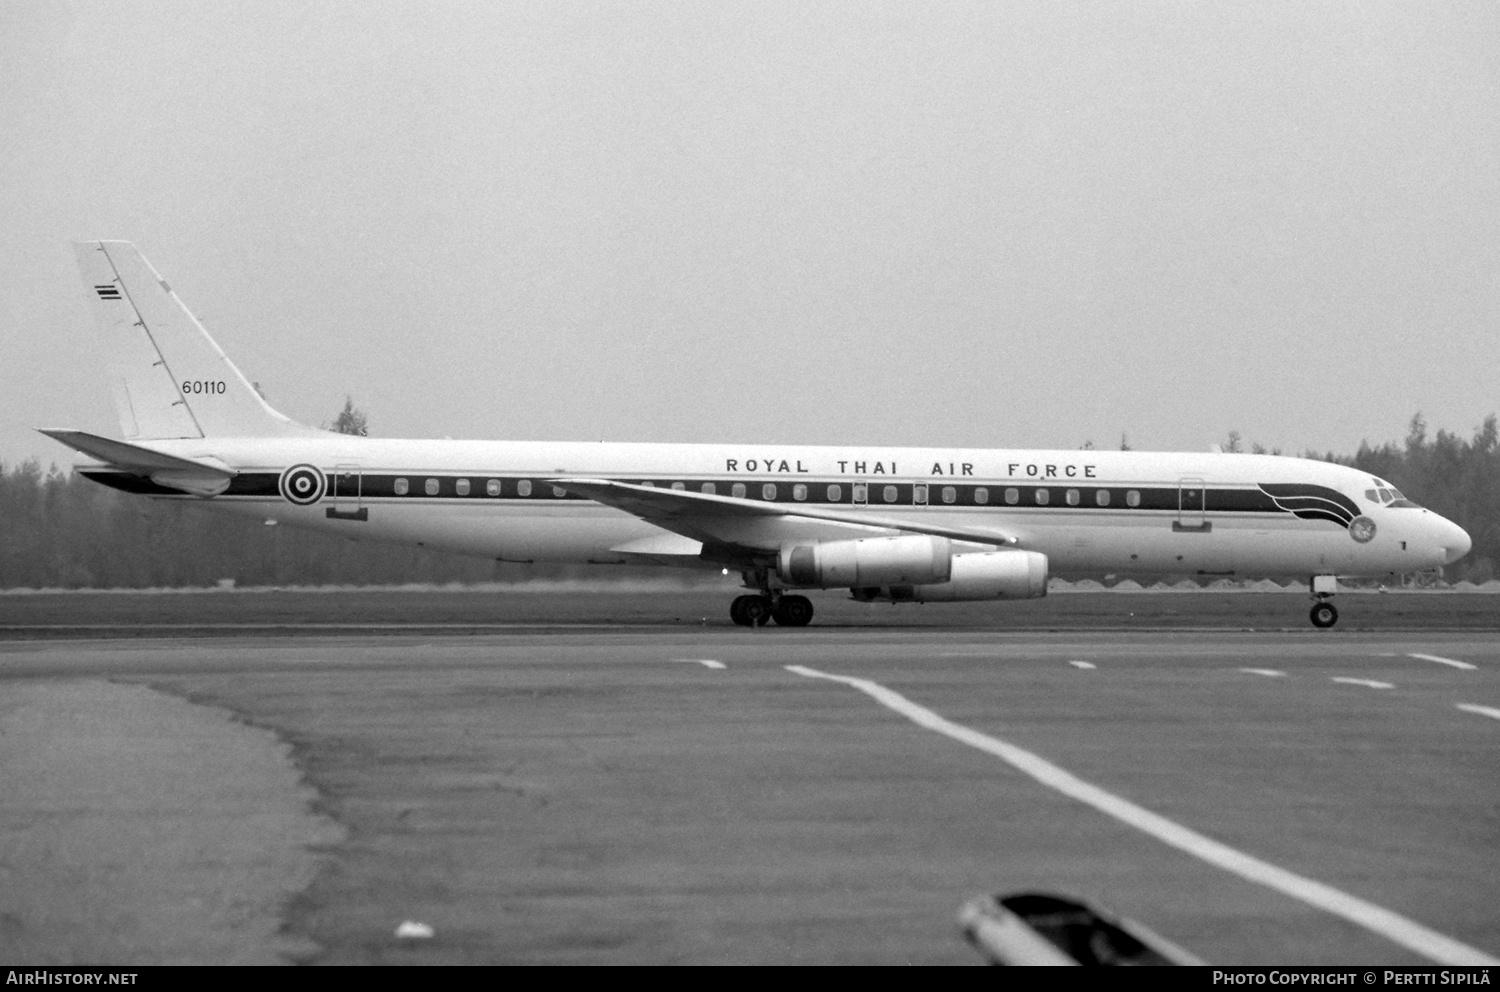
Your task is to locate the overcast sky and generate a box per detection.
[3,1,1498,469]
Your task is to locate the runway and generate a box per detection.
[2,624,1497,965]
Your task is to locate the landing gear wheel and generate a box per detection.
[1309,602,1338,629]
[771,595,815,627]
[741,596,772,627]
[729,595,751,627]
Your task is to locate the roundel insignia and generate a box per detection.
[279,464,327,506]
[1349,516,1377,544]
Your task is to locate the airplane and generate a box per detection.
[41,241,1472,629]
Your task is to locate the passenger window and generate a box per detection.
[486,479,501,496]
[518,480,532,497]
[702,482,716,495]
[552,485,566,498]
[974,487,988,504]
[1004,488,1019,505]
[852,483,867,502]
[793,484,807,501]
[394,477,409,496]
[1126,489,1141,507]
[827,484,842,501]
[425,478,440,496]
[942,486,956,504]
[1035,488,1050,505]
[883,485,898,503]
[1096,489,1110,507]
[732,483,746,499]
[1065,488,1080,506]
[671,482,685,491]
[641,480,655,488]
[455,479,470,496]
[762,483,777,500]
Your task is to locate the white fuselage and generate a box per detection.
[82,436,1469,581]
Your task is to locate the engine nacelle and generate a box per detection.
[778,535,953,589]
[849,551,1049,603]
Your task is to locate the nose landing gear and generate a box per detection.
[1309,575,1339,629]
[1309,601,1339,628]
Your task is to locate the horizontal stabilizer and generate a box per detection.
[38,428,235,497]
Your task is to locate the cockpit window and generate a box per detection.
[1364,486,1422,508]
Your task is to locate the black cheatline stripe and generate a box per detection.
[1259,483,1360,516]
[208,472,1308,517]
[93,470,1351,526]
[1258,494,1356,526]
[80,471,183,497]
[1283,509,1351,526]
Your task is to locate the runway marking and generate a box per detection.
[784,664,1498,966]
[1068,661,1096,670]
[672,659,726,670]
[1455,704,1500,721]
[1239,668,1287,678]
[1331,677,1394,689]
[1408,653,1477,671]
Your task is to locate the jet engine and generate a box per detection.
[849,550,1049,603]
[777,535,953,588]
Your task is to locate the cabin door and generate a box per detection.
[1177,477,1207,531]
[329,463,367,520]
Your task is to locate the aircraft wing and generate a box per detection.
[552,478,1017,559]
[38,428,236,496]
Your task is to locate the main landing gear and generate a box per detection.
[729,594,814,627]
[1309,574,1339,629]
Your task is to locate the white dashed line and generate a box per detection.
[1455,704,1500,721]
[672,659,726,670]
[1408,653,1477,671]
[784,664,1497,966]
[1068,661,1096,670]
[1239,668,1287,678]
[1331,677,1394,690]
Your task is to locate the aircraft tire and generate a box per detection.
[772,595,814,627]
[729,595,751,626]
[1309,602,1338,629]
[742,596,772,627]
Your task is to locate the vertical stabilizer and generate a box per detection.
[73,241,321,439]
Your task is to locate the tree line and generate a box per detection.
[0,414,1494,590]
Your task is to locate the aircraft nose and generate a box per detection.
[1440,517,1472,565]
